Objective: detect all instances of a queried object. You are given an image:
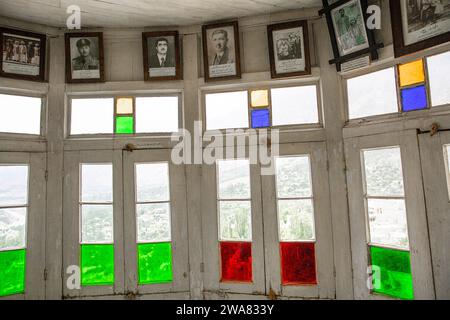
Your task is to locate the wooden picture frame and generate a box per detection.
[267,20,311,79]
[202,21,241,82]
[65,32,105,83]
[142,31,182,81]
[319,0,383,71]
[0,27,46,82]
[390,0,450,58]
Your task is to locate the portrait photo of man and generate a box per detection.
[202,21,241,81]
[149,37,175,68]
[65,32,104,83]
[209,29,235,66]
[72,38,99,71]
[143,31,181,81]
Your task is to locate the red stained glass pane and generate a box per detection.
[280,242,317,285]
[220,242,252,283]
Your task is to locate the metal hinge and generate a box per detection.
[44,268,48,281]
[200,262,205,273]
[45,170,49,181]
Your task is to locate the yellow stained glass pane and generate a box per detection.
[116,98,133,115]
[250,90,269,108]
[399,59,425,87]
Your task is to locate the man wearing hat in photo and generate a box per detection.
[72,38,99,71]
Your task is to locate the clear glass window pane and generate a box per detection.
[347,68,398,119]
[135,163,170,203]
[363,148,405,197]
[367,199,409,249]
[81,164,113,203]
[271,86,319,126]
[0,166,28,206]
[0,208,27,250]
[217,159,251,200]
[276,156,312,198]
[0,94,41,135]
[427,51,450,107]
[71,98,114,135]
[136,203,171,243]
[81,205,114,244]
[219,201,252,241]
[135,97,179,133]
[278,199,315,241]
[205,91,249,130]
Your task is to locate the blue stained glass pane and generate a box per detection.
[401,86,428,112]
[251,109,270,128]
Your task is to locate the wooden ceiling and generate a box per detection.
[0,0,322,28]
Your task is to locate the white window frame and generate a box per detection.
[344,130,435,299]
[66,91,184,139]
[200,80,323,134]
[122,149,189,297]
[418,130,450,299]
[261,142,335,299]
[343,47,450,125]
[0,152,46,300]
[62,150,125,298]
[201,146,265,295]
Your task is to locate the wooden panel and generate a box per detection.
[418,131,450,299]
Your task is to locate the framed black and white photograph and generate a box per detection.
[202,21,241,82]
[0,27,46,82]
[331,0,369,56]
[319,0,383,71]
[267,20,311,78]
[65,32,104,83]
[391,0,450,57]
[142,31,182,81]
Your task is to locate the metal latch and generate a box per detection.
[124,143,137,152]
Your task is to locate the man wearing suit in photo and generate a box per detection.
[209,29,235,66]
[149,37,175,68]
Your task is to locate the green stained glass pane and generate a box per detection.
[370,246,414,300]
[115,116,134,134]
[138,242,173,284]
[81,244,114,286]
[0,249,26,297]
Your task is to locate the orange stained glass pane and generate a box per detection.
[250,90,269,108]
[116,98,134,115]
[398,59,425,87]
